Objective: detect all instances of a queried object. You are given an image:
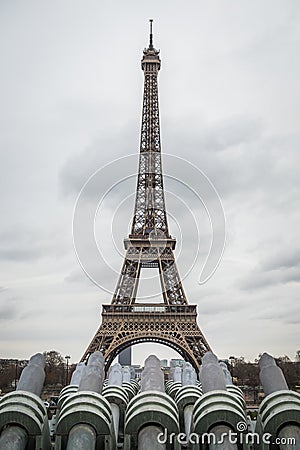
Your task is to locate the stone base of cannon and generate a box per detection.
[165,381,182,400]
[226,385,247,410]
[124,390,179,450]
[102,385,129,442]
[175,385,202,434]
[122,380,139,401]
[55,391,115,450]
[0,391,51,450]
[192,390,248,444]
[254,390,300,449]
[56,385,79,414]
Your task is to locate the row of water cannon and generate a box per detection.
[0,351,299,449]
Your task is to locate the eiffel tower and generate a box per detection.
[81,21,211,370]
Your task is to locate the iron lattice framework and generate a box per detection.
[81,22,211,369]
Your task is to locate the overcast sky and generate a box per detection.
[0,1,299,365]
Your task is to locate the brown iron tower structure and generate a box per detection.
[81,21,211,370]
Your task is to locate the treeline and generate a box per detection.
[229,355,300,389]
[1,351,299,394]
[0,351,75,394]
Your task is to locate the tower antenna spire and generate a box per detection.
[149,19,153,48]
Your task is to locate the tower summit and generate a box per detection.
[81,21,211,369]
[148,18,154,49]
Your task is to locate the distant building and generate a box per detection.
[170,358,185,368]
[118,347,132,366]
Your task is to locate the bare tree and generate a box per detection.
[43,350,65,386]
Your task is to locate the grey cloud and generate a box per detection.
[261,247,300,271]
[59,112,300,228]
[19,308,46,320]
[64,268,113,288]
[60,127,137,199]
[200,301,243,316]
[64,269,89,284]
[197,116,263,153]
[239,242,300,292]
[0,226,71,262]
[176,127,299,210]
[240,267,300,291]
[162,116,300,211]
[0,227,45,261]
[269,313,300,326]
[0,304,17,321]
[0,292,18,321]
[60,114,264,201]
[254,301,300,325]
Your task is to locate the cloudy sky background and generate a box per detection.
[0,1,299,364]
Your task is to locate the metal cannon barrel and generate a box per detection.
[193,352,247,450]
[256,353,300,450]
[174,362,202,439]
[124,355,179,450]
[0,353,50,450]
[56,351,114,450]
[102,363,130,443]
